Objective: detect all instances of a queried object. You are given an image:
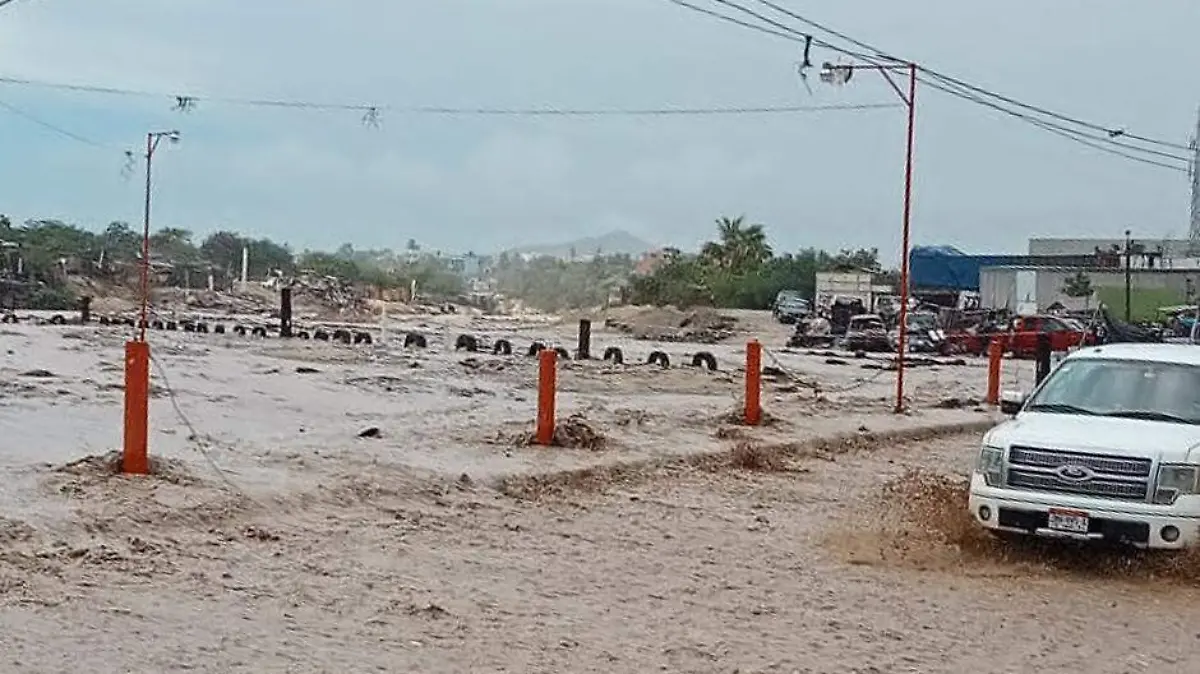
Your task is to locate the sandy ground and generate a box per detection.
[3,310,1133,673]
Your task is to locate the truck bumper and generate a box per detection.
[969,480,1200,550]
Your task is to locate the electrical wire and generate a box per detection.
[920,75,1191,171]
[744,0,1194,152]
[663,0,873,61]
[149,351,264,505]
[0,75,899,117]
[668,0,1193,170]
[0,96,109,147]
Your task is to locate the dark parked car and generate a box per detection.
[843,314,891,352]
[772,290,810,324]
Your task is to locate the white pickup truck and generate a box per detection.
[969,343,1200,550]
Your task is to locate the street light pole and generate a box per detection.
[137,130,180,342]
[1123,229,1133,323]
[821,61,918,414]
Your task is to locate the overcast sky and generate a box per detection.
[0,0,1196,261]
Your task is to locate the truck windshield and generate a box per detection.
[1025,358,1200,425]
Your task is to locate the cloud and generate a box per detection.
[0,0,1196,259]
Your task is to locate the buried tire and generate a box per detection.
[492,339,513,356]
[602,346,624,365]
[404,332,427,349]
[526,342,545,357]
[455,334,478,352]
[647,351,670,368]
[690,351,718,371]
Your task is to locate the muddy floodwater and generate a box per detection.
[4,315,1183,673]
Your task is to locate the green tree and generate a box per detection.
[99,222,140,267]
[297,250,360,280]
[17,220,99,278]
[199,230,245,278]
[1062,272,1094,308]
[699,215,773,272]
[149,227,199,264]
[630,218,896,311]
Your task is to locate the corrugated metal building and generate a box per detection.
[910,245,1119,292]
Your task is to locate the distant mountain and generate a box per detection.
[503,230,656,259]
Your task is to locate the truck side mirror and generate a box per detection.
[999,390,1026,416]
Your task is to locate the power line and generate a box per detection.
[0,97,108,147]
[920,75,1192,169]
[0,74,899,117]
[747,0,1193,152]
[664,0,871,61]
[668,0,1193,170]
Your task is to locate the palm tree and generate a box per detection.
[708,215,772,272]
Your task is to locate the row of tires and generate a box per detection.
[3,313,720,370]
[0,313,377,345]
[2,314,70,325]
[121,317,376,344]
[445,333,720,371]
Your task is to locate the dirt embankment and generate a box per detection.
[603,305,737,343]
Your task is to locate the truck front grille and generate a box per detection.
[1006,446,1152,502]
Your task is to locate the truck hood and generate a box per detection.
[987,412,1200,462]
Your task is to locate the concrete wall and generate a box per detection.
[981,266,1200,312]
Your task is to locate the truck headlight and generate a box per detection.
[1154,464,1200,505]
[976,446,1004,487]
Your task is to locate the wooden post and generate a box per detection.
[279,286,293,338]
[986,337,1003,405]
[122,341,151,474]
[744,339,762,426]
[577,319,592,360]
[535,348,557,445]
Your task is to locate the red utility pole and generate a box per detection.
[822,61,917,413]
[895,62,917,415]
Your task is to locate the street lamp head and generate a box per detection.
[819,61,854,86]
[151,130,181,144]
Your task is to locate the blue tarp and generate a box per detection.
[909,246,1026,291]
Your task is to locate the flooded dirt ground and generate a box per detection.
[3,431,1198,673]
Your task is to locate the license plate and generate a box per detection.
[1047,508,1089,534]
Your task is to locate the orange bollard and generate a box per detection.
[535,347,557,445]
[744,339,762,426]
[985,337,1003,406]
[122,340,151,474]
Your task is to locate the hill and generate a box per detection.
[503,230,655,259]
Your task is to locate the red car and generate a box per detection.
[943,314,1096,357]
[999,315,1096,358]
